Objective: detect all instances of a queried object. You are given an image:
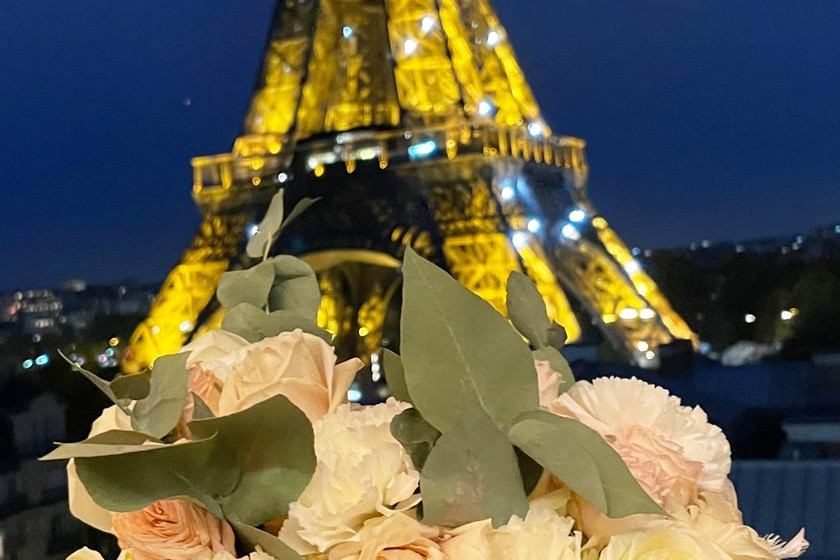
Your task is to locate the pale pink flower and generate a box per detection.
[549,377,731,496]
[112,499,235,560]
[535,359,565,407]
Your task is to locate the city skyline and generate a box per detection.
[2,0,839,290]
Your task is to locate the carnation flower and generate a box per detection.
[327,513,445,560]
[548,377,730,503]
[672,488,808,560]
[598,520,732,560]
[535,359,565,408]
[112,499,236,560]
[441,496,581,560]
[280,399,421,555]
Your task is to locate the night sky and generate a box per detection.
[2,0,839,291]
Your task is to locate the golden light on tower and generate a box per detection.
[124,0,696,373]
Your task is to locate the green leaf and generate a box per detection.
[109,371,151,401]
[41,430,156,460]
[506,272,568,349]
[401,248,538,432]
[232,522,304,560]
[532,347,575,394]
[131,353,189,439]
[217,261,276,309]
[57,350,127,412]
[507,409,663,518]
[191,393,215,420]
[189,395,316,525]
[390,408,440,471]
[276,197,320,238]
[420,406,528,528]
[382,349,411,403]
[222,303,332,344]
[75,434,226,517]
[247,190,285,259]
[266,256,322,320]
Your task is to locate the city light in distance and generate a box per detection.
[404,38,418,55]
[407,140,436,160]
[486,30,501,46]
[478,99,494,116]
[745,313,756,324]
[527,218,541,233]
[639,308,656,320]
[421,16,435,34]
[342,26,353,38]
[35,353,50,366]
[527,122,544,137]
[500,185,515,200]
[512,231,528,248]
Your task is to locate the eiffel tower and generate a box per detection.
[124,0,696,373]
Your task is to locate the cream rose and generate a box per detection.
[68,404,135,534]
[280,400,421,555]
[327,513,445,560]
[215,329,362,421]
[66,548,106,560]
[549,377,730,497]
[112,499,235,560]
[598,520,732,560]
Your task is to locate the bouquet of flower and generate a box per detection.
[48,196,808,560]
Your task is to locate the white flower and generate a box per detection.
[280,399,421,555]
[68,404,135,534]
[441,499,581,560]
[673,487,808,560]
[549,377,730,495]
[598,520,732,560]
[67,548,105,560]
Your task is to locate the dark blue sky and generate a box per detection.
[2,0,839,290]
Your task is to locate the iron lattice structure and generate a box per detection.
[124,0,696,372]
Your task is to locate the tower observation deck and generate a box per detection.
[124,0,696,373]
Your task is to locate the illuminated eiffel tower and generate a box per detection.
[124,0,696,373]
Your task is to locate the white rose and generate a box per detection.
[598,520,732,560]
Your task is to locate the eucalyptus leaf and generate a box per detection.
[189,395,316,525]
[110,371,151,401]
[276,197,320,238]
[42,430,155,461]
[382,349,411,403]
[401,248,538,432]
[192,393,215,420]
[75,434,225,517]
[217,261,275,309]
[507,409,663,518]
[222,303,331,344]
[131,353,189,439]
[506,272,552,348]
[266,256,322,320]
[532,346,575,395]
[57,350,125,411]
[420,406,528,528]
[232,523,304,560]
[247,190,285,259]
[390,408,440,471]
